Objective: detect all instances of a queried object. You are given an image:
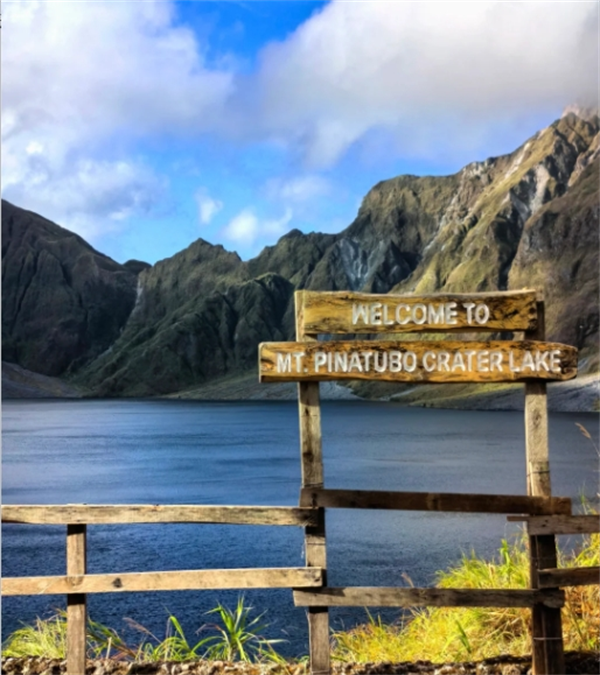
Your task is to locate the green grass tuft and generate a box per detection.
[2,597,285,663]
[1,615,67,659]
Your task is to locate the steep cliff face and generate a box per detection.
[320,174,459,292]
[2,110,598,397]
[78,272,294,396]
[390,113,600,296]
[245,229,336,288]
[123,238,247,341]
[1,200,139,376]
[509,159,599,370]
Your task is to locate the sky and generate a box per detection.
[2,1,598,265]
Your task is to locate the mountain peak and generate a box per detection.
[561,103,599,121]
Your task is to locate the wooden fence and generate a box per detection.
[2,500,597,675]
[3,289,599,675]
[1,504,324,674]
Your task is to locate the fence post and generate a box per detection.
[525,299,565,675]
[66,524,87,675]
[296,291,330,675]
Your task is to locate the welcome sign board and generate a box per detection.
[297,289,538,334]
[259,291,578,384]
[259,340,577,383]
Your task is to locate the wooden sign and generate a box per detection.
[259,340,577,384]
[297,289,538,335]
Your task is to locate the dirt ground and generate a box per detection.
[2,652,599,675]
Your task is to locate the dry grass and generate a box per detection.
[332,532,599,663]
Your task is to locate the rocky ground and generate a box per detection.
[386,374,600,412]
[170,371,599,412]
[1,362,86,399]
[2,653,599,675]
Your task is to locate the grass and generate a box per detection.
[331,530,599,663]
[196,597,285,663]
[332,423,600,663]
[1,615,67,659]
[2,597,285,663]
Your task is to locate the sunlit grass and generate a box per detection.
[2,597,286,663]
[332,531,599,663]
[1,615,67,659]
[333,425,599,663]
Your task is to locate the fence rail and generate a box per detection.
[1,504,318,526]
[537,567,599,588]
[293,587,566,608]
[2,567,324,596]
[508,514,600,535]
[301,488,571,515]
[1,502,326,675]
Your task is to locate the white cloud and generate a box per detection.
[3,152,167,240]
[222,207,293,246]
[3,1,232,141]
[2,0,597,246]
[2,0,232,240]
[223,209,259,244]
[265,175,330,203]
[251,1,598,166]
[195,190,223,225]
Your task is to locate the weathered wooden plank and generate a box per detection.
[302,488,571,515]
[302,512,329,675]
[297,289,538,334]
[67,524,86,675]
[507,515,600,536]
[538,566,600,588]
[524,300,564,675]
[1,505,317,527]
[525,300,551,501]
[526,391,552,497]
[293,587,564,609]
[542,605,565,675]
[296,296,330,675]
[259,340,577,384]
[1,567,323,596]
[297,385,324,491]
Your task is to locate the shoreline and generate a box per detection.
[3,361,598,413]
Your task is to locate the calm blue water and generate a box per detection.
[2,400,598,656]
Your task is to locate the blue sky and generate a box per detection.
[2,1,597,265]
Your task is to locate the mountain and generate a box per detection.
[2,110,598,399]
[2,201,140,377]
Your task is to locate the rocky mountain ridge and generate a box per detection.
[2,110,598,400]
[2,201,140,376]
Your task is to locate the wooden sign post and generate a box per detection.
[66,524,87,675]
[524,303,565,675]
[295,301,330,675]
[259,289,577,675]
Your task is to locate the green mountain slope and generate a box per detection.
[1,200,139,376]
